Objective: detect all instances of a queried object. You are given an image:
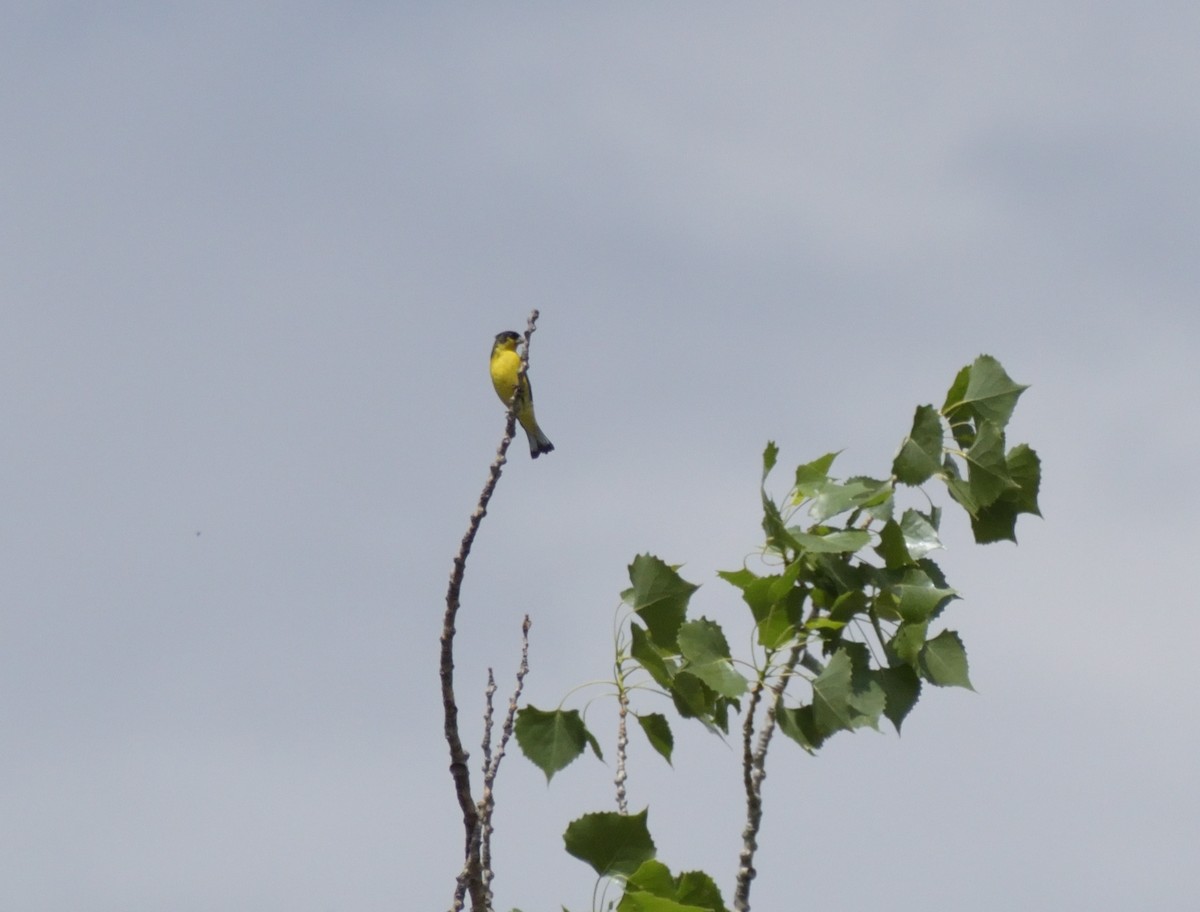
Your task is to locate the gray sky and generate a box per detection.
[3,4,1198,910]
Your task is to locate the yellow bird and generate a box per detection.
[490,330,554,458]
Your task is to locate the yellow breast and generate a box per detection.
[490,347,522,403]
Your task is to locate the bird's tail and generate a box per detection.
[526,425,555,459]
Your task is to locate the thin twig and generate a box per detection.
[479,615,532,907]
[735,678,766,902]
[481,667,498,798]
[445,453,510,912]
[486,616,533,783]
[443,311,540,912]
[452,829,485,912]
[614,683,630,815]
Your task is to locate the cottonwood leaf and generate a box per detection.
[971,443,1042,543]
[636,713,674,765]
[678,618,747,698]
[899,508,942,559]
[515,707,602,782]
[889,569,957,624]
[619,893,715,912]
[875,519,913,569]
[873,664,922,732]
[894,404,945,484]
[944,354,1028,429]
[920,629,974,689]
[564,809,655,878]
[626,555,698,650]
[962,421,1018,508]
[811,644,885,734]
[787,528,872,554]
[630,623,677,691]
[777,704,827,753]
[619,861,728,912]
[793,451,839,495]
[720,562,804,648]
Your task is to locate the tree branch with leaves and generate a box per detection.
[513,355,1041,912]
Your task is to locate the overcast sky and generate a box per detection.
[3,4,1198,911]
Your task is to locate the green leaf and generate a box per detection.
[943,354,1028,430]
[584,729,604,762]
[926,505,942,530]
[811,553,867,597]
[710,693,735,733]
[971,443,1042,544]
[715,567,758,592]
[624,859,675,896]
[872,588,901,622]
[875,519,913,569]
[675,870,728,912]
[765,584,807,649]
[762,445,802,557]
[808,478,890,523]
[829,590,868,623]
[799,650,826,676]
[811,644,885,734]
[636,712,674,765]
[889,569,957,624]
[668,671,708,717]
[872,665,922,732]
[893,404,945,485]
[627,555,699,650]
[961,421,1018,509]
[917,556,950,588]
[670,672,719,726]
[667,669,738,735]
[861,491,896,524]
[887,621,928,668]
[678,619,748,698]
[840,641,887,728]
[793,451,839,495]
[942,364,975,449]
[899,508,942,559]
[564,809,655,878]
[762,441,779,482]
[847,475,894,508]
[761,488,799,558]
[777,704,827,753]
[619,861,728,912]
[515,707,602,782]
[630,623,677,691]
[787,528,871,554]
[920,629,974,689]
[941,454,978,514]
[618,893,714,912]
[804,617,846,635]
[720,562,804,648]
[1005,443,1041,515]
[970,502,1018,543]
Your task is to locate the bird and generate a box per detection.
[490,330,554,458]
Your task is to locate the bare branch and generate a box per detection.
[482,669,498,777]
[443,311,540,912]
[479,615,532,908]
[734,678,765,908]
[614,683,630,815]
[734,644,804,912]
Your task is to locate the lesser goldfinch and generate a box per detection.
[490,330,554,458]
